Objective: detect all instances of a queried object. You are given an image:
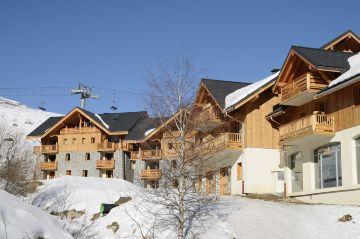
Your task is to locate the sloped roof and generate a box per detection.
[320,30,360,49]
[124,117,163,141]
[292,46,355,72]
[27,108,148,137]
[28,116,63,137]
[201,79,250,110]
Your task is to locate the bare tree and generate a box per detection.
[138,56,217,238]
[0,123,36,196]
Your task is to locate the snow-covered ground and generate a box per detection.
[0,189,72,239]
[0,96,61,135]
[25,176,360,239]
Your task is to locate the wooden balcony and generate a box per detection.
[196,132,242,156]
[281,73,327,106]
[33,145,59,154]
[60,126,99,135]
[40,161,58,171]
[140,169,161,180]
[279,114,335,142]
[130,150,162,160]
[119,141,133,151]
[97,142,117,152]
[194,105,222,124]
[96,160,115,169]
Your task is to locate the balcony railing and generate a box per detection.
[140,169,161,180]
[33,145,59,154]
[130,150,162,160]
[96,160,115,169]
[196,132,242,155]
[40,161,58,171]
[194,105,222,124]
[279,114,335,141]
[97,142,117,152]
[281,73,327,103]
[60,126,99,134]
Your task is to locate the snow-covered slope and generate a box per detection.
[0,96,61,135]
[0,189,72,239]
[28,176,360,239]
[225,72,279,109]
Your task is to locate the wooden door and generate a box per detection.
[220,167,230,195]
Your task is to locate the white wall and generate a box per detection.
[230,148,281,195]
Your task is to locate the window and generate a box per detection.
[319,102,326,113]
[66,170,71,176]
[85,153,90,161]
[356,137,360,184]
[63,139,67,145]
[65,153,71,161]
[277,171,284,181]
[289,152,303,192]
[106,170,113,178]
[237,162,242,180]
[82,138,86,144]
[168,143,173,150]
[314,143,342,189]
[91,137,95,144]
[82,170,88,177]
[171,160,177,169]
[72,138,76,144]
[130,161,136,170]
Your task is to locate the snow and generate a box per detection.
[27,176,360,239]
[144,128,155,137]
[0,96,61,135]
[95,113,109,129]
[328,52,360,87]
[0,189,72,239]
[225,72,280,109]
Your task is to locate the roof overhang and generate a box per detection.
[316,74,360,99]
[321,30,360,51]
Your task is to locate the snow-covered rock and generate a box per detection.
[0,189,72,239]
[328,52,360,87]
[225,72,279,109]
[0,96,61,135]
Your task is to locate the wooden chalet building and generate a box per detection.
[27,107,161,180]
[269,30,360,204]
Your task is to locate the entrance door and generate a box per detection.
[290,152,303,192]
[220,167,230,195]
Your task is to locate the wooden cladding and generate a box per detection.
[33,145,59,154]
[140,169,161,180]
[281,73,327,103]
[60,126,100,135]
[279,114,335,141]
[40,161,58,171]
[97,142,117,152]
[196,132,242,156]
[130,149,162,160]
[96,160,115,169]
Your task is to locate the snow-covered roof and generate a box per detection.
[225,72,279,110]
[328,52,360,87]
[145,128,155,137]
[95,113,110,129]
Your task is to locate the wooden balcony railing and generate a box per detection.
[33,145,59,154]
[194,105,222,124]
[96,160,115,169]
[281,73,327,103]
[40,161,58,171]
[279,114,335,141]
[119,141,133,151]
[140,169,161,180]
[130,150,162,160]
[97,142,117,152]
[196,132,242,155]
[60,126,99,135]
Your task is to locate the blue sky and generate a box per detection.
[0,0,359,114]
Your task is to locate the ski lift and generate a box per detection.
[110,92,118,111]
[38,95,47,111]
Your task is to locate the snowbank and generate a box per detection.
[0,189,72,239]
[225,72,279,109]
[328,52,360,87]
